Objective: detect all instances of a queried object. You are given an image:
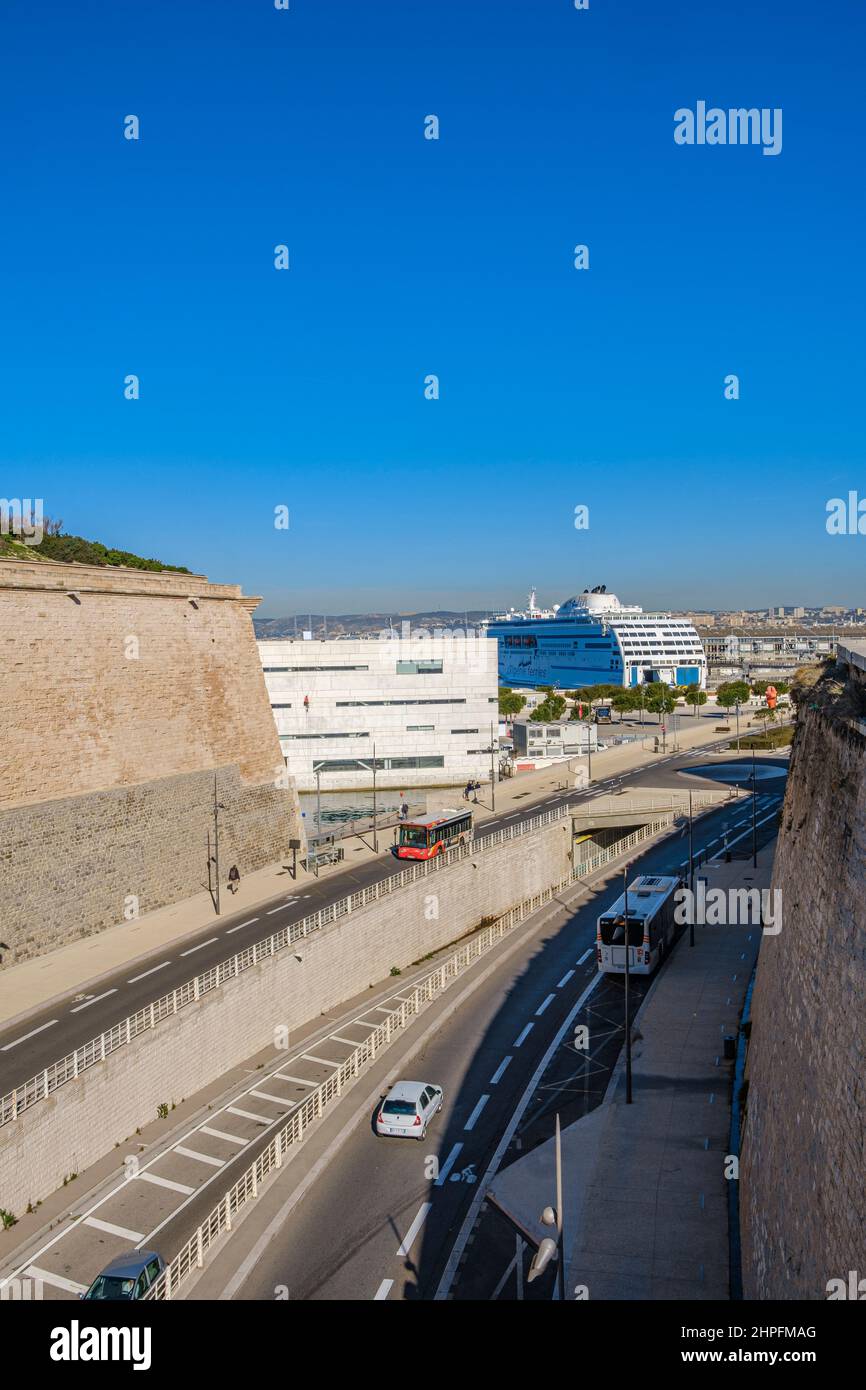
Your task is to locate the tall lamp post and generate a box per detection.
[751,745,758,868]
[372,742,379,853]
[623,866,633,1104]
[314,763,323,840]
[734,698,741,753]
[210,773,227,916]
[527,1112,567,1300]
[489,721,497,812]
[688,789,695,948]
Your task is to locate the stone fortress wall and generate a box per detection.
[741,670,866,1299]
[0,557,304,964]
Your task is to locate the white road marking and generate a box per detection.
[490,1056,512,1085]
[435,1143,463,1186]
[535,994,555,1017]
[332,1034,367,1047]
[25,1265,87,1295]
[128,961,172,983]
[436,971,604,1300]
[464,1095,489,1131]
[227,1105,272,1124]
[1,1020,58,1050]
[70,989,117,1014]
[84,1216,145,1243]
[275,1073,315,1088]
[175,1145,226,1168]
[302,1053,342,1068]
[200,1126,247,1146]
[137,1172,195,1195]
[374,1279,394,1300]
[557,970,575,988]
[266,907,284,916]
[226,919,258,934]
[396,1202,432,1257]
[179,937,218,957]
[576,948,593,965]
[250,1090,290,1107]
[513,1023,534,1047]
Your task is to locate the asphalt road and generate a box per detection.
[0,734,770,1094]
[213,787,784,1302]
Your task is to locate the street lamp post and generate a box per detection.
[624,866,633,1104]
[688,789,695,948]
[735,698,741,753]
[211,773,227,916]
[490,721,497,812]
[527,1112,567,1299]
[372,742,378,853]
[315,765,322,839]
[751,746,758,868]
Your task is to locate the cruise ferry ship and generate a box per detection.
[486,585,706,691]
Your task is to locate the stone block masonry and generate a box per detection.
[0,818,572,1212]
[0,557,304,964]
[741,703,866,1299]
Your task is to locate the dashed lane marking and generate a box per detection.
[535,994,556,1017]
[1,1020,58,1051]
[435,1143,464,1186]
[26,1266,87,1296]
[464,1095,489,1131]
[396,1203,432,1258]
[200,1126,247,1146]
[490,1056,512,1085]
[84,1217,145,1243]
[513,1023,534,1047]
[374,1279,394,1300]
[227,1105,272,1125]
[174,1146,226,1168]
[70,989,117,1014]
[128,961,172,983]
[179,937,219,957]
[137,1172,195,1196]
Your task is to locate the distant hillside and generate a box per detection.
[254,610,493,639]
[0,524,190,574]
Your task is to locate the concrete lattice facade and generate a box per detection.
[0,558,304,965]
[258,633,499,791]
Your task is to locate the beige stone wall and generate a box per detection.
[0,820,571,1212]
[0,558,303,963]
[741,707,866,1298]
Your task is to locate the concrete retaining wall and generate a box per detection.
[0,819,572,1213]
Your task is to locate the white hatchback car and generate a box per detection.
[376,1081,444,1140]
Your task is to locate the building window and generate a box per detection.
[451,728,479,734]
[282,732,369,740]
[335,698,466,707]
[387,756,445,769]
[407,725,435,732]
[263,664,369,673]
[271,703,292,709]
[396,660,444,675]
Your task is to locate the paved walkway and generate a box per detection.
[488,844,773,1299]
[0,708,760,1029]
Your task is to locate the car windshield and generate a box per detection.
[85,1274,137,1300]
[383,1100,416,1115]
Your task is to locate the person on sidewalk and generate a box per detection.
[228,865,240,894]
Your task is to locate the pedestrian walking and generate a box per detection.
[228,864,240,894]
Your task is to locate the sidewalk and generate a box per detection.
[0,709,754,1030]
[488,843,773,1299]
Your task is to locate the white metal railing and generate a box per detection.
[143,857,585,1301]
[143,794,690,1302]
[574,817,673,877]
[0,803,571,1129]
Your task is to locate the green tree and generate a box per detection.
[716,679,750,714]
[644,682,676,721]
[685,688,708,717]
[612,690,636,721]
[499,689,526,719]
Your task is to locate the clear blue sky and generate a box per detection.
[2,1,864,615]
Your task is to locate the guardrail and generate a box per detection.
[0,803,571,1129]
[144,856,584,1301]
[575,817,675,877]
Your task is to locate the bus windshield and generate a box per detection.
[399,826,429,848]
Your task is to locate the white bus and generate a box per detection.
[596,873,682,976]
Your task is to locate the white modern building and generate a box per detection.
[258,633,499,792]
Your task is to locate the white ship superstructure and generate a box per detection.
[487,585,706,690]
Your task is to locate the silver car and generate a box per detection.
[376,1080,443,1140]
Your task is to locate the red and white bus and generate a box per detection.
[396,809,473,860]
[596,874,682,976]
